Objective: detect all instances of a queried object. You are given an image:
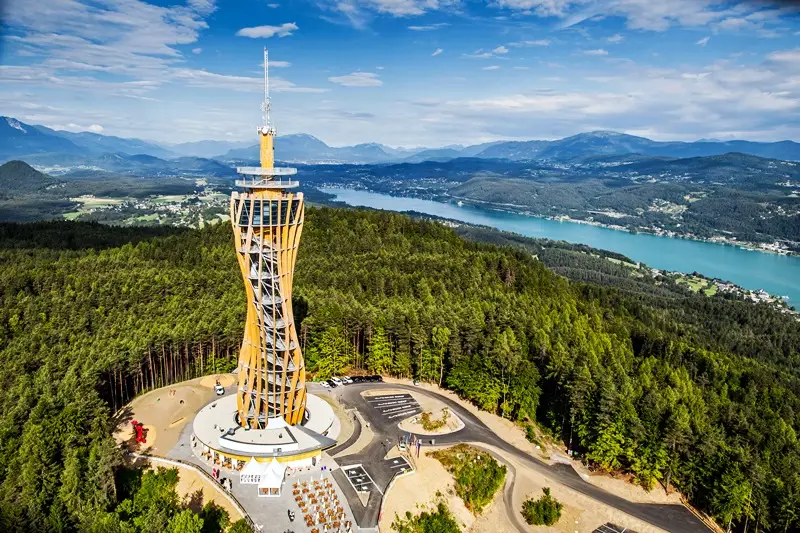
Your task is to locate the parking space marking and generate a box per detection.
[342,464,383,495]
[386,457,411,472]
[367,394,422,421]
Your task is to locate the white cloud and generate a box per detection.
[607,33,624,43]
[584,49,608,56]
[768,48,800,63]
[48,122,104,133]
[513,66,530,70]
[328,71,383,87]
[261,60,292,68]
[432,48,443,56]
[376,66,385,70]
[492,0,796,33]
[267,3,279,7]
[3,0,215,77]
[696,36,710,46]
[465,47,510,59]
[408,23,449,31]
[192,47,202,54]
[236,22,297,38]
[465,49,494,59]
[172,68,326,93]
[508,40,551,47]
[483,65,501,70]
[492,0,576,17]
[322,0,458,28]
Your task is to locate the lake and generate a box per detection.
[321,187,800,305]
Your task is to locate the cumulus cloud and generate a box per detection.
[328,71,383,87]
[236,22,298,38]
[696,36,710,46]
[584,49,608,55]
[192,47,202,54]
[432,48,443,56]
[607,33,624,43]
[483,65,501,70]
[493,45,509,54]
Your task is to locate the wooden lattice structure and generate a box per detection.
[229,48,306,428]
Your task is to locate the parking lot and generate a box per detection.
[342,464,380,494]
[365,393,421,421]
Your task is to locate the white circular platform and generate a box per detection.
[192,393,336,459]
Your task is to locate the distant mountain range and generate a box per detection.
[2,116,800,170]
[209,130,800,164]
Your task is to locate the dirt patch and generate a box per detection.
[379,449,476,533]
[169,417,187,429]
[142,461,243,522]
[114,423,157,453]
[399,407,464,436]
[198,374,236,388]
[113,377,218,456]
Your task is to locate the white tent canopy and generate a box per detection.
[240,458,268,485]
[257,458,286,497]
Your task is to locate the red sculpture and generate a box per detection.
[131,420,146,444]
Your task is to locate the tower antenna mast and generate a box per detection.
[262,47,273,132]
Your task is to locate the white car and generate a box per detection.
[331,377,343,385]
[341,376,353,384]
[319,381,330,388]
[214,384,225,396]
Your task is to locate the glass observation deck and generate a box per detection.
[235,166,299,189]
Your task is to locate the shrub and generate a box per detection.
[521,488,563,526]
[227,519,253,533]
[430,445,506,515]
[420,409,450,431]
[391,502,461,533]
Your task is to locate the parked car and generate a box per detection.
[327,380,338,388]
[319,380,330,388]
[331,377,343,385]
[341,376,353,384]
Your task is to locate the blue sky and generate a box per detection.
[1,0,799,147]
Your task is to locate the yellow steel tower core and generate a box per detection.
[230,48,306,428]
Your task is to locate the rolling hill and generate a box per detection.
[0,160,58,194]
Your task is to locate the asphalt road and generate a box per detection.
[317,382,709,532]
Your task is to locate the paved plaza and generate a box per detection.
[164,381,370,533]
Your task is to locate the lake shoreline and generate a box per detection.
[321,187,800,304]
[443,194,798,258]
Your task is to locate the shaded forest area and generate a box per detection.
[0,208,798,531]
